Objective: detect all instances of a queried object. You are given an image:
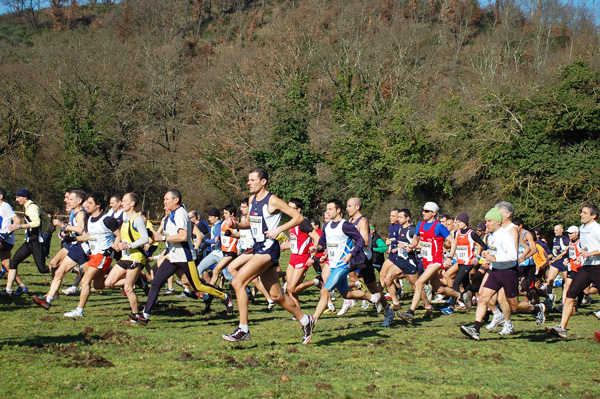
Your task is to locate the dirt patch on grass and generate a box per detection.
[40,316,59,322]
[81,327,140,346]
[64,352,114,368]
[315,383,333,390]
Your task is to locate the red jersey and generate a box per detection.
[455,228,476,265]
[419,220,445,269]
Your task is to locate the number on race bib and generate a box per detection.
[249,216,265,242]
[456,245,469,262]
[421,242,433,261]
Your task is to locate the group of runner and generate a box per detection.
[1,168,600,344]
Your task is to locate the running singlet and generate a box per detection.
[455,228,476,265]
[290,218,312,255]
[0,201,17,245]
[120,214,146,263]
[397,225,416,260]
[249,193,281,250]
[417,220,447,268]
[349,215,372,260]
[552,235,569,266]
[238,225,254,251]
[164,206,196,263]
[221,224,238,253]
[387,223,400,262]
[568,239,582,272]
[518,231,534,266]
[87,213,118,255]
[324,220,354,269]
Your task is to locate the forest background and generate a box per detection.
[0,0,599,233]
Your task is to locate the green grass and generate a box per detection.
[1,234,600,398]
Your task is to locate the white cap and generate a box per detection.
[423,202,439,213]
[566,225,579,234]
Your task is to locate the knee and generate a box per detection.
[287,285,298,295]
[270,290,283,303]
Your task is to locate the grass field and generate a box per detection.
[1,235,600,399]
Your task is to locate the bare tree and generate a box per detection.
[2,0,43,28]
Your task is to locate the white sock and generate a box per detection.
[492,309,502,317]
[76,307,84,313]
[239,324,249,333]
[299,314,310,326]
[505,319,513,326]
[142,312,150,319]
[267,299,275,305]
[5,288,12,294]
[47,296,54,304]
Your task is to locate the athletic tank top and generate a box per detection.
[568,239,582,272]
[349,215,372,260]
[87,213,115,255]
[418,220,445,267]
[221,224,238,253]
[290,218,311,255]
[455,228,476,265]
[249,193,281,248]
[518,231,534,266]
[397,225,416,259]
[238,215,255,251]
[324,220,353,269]
[120,214,145,263]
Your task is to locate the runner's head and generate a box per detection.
[422,202,438,222]
[288,198,304,214]
[240,199,249,216]
[494,201,514,222]
[397,208,411,227]
[476,222,486,236]
[346,197,362,218]
[248,167,268,194]
[566,225,579,241]
[164,189,182,212]
[109,194,122,212]
[512,216,525,230]
[326,199,344,221]
[311,218,321,230]
[484,207,503,233]
[454,212,469,230]
[207,207,220,224]
[390,208,400,224]
[69,189,86,210]
[554,224,564,237]
[84,193,105,215]
[140,210,148,223]
[122,192,139,213]
[581,203,599,225]
[323,210,331,224]
[223,204,237,219]
[188,210,200,222]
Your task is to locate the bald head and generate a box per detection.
[346,197,363,218]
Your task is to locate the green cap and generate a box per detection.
[484,207,503,222]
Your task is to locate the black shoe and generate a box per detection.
[183,290,198,300]
[204,295,213,313]
[32,295,51,310]
[222,292,233,314]
[222,327,250,342]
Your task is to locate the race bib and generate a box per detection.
[488,245,497,257]
[421,242,432,261]
[397,242,408,259]
[569,246,576,260]
[553,245,561,256]
[123,240,131,258]
[290,235,298,253]
[327,242,338,260]
[249,216,265,242]
[89,237,98,253]
[456,245,469,263]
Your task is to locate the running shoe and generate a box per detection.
[14,285,28,296]
[398,311,413,324]
[375,301,383,313]
[62,286,78,296]
[423,284,432,302]
[498,322,514,336]
[391,302,401,311]
[175,279,185,288]
[441,306,454,315]
[266,301,276,312]
[360,300,370,310]
[384,293,392,301]
[454,304,467,312]
[581,294,592,305]
[546,325,567,338]
[222,327,251,342]
[314,275,324,289]
[323,306,336,314]
[431,294,446,304]
[160,288,175,296]
[0,266,6,279]
[301,316,315,345]
[136,313,149,326]
[183,289,198,300]
[594,310,600,320]
[424,306,434,318]
[330,291,336,302]
[463,291,473,311]
[337,299,356,315]
[222,292,234,314]
[595,331,600,343]
[535,303,546,327]
[64,308,84,318]
[544,294,556,310]
[32,295,50,310]
[485,314,505,331]
[460,324,480,341]
[176,292,188,299]
[0,290,11,298]
[381,307,394,327]
[204,295,213,313]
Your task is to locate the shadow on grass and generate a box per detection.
[314,326,389,346]
[1,333,85,347]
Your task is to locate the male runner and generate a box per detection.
[547,224,570,303]
[221,168,314,344]
[0,189,21,287]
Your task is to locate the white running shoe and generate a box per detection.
[486,314,505,331]
[594,310,600,320]
[62,286,79,296]
[337,299,356,315]
[361,300,370,310]
[431,294,446,304]
[498,322,514,335]
[64,308,84,317]
[424,284,433,302]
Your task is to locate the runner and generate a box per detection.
[280,198,321,310]
[0,189,22,291]
[547,204,600,338]
[221,168,314,344]
[399,202,461,323]
[32,189,88,309]
[310,199,381,327]
[3,189,48,297]
[377,209,401,310]
[460,207,546,341]
[140,189,232,325]
[546,224,570,303]
[196,208,223,280]
[107,195,124,226]
[209,204,240,287]
[63,193,120,317]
